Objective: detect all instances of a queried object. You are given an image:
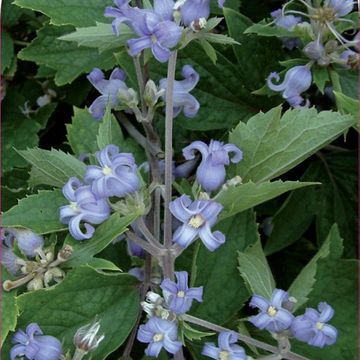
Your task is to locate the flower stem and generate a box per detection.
[181,314,310,360]
[163,51,178,261]
[71,348,87,360]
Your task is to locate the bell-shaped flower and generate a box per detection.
[87,67,129,120]
[59,177,111,241]
[291,302,337,348]
[5,229,44,258]
[183,140,242,192]
[249,289,295,332]
[180,0,225,27]
[326,0,353,17]
[84,144,139,199]
[160,65,200,118]
[161,271,203,314]
[169,195,225,251]
[267,65,312,107]
[11,323,62,360]
[105,0,182,62]
[137,317,182,357]
[202,331,247,360]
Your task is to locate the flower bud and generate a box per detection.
[146,291,163,305]
[7,228,44,258]
[74,319,104,353]
[57,245,73,262]
[303,40,325,60]
[27,275,44,291]
[144,80,164,108]
[44,267,65,287]
[117,87,138,108]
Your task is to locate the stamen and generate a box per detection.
[267,306,278,317]
[188,214,205,228]
[219,351,230,360]
[102,165,112,175]
[316,322,324,330]
[153,333,164,342]
[177,290,185,298]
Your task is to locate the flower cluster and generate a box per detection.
[137,271,203,356]
[265,0,358,107]
[249,289,338,348]
[60,144,140,241]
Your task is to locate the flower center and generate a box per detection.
[177,290,185,298]
[70,201,78,210]
[219,351,230,360]
[267,306,278,317]
[153,333,164,342]
[316,322,324,330]
[188,214,205,228]
[312,7,336,23]
[151,35,158,44]
[102,165,112,175]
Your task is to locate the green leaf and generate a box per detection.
[2,30,14,74]
[334,91,359,123]
[180,321,215,342]
[2,190,67,234]
[18,147,86,188]
[199,33,240,45]
[59,23,133,53]
[189,211,258,324]
[18,25,119,86]
[238,240,275,299]
[288,225,343,311]
[66,107,100,156]
[1,267,19,346]
[245,22,295,37]
[198,39,218,64]
[14,266,139,360]
[13,0,113,27]
[229,106,355,182]
[215,180,318,220]
[1,186,29,212]
[313,66,330,94]
[292,259,358,359]
[65,213,138,268]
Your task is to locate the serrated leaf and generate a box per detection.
[238,240,275,299]
[13,267,139,360]
[180,321,214,342]
[2,30,14,74]
[288,225,344,311]
[215,180,318,220]
[188,211,258,324]
[200,33,240,45]
[203,17,223,31]
[18,25,119,86]
[13,0,113,27]
[2,190,67,234]
[229,106,355,182]
[64,213,138,268]
[334,91,359,123]
[59,23,133,53]
[66,107,100,156]
[198,39,217,64]
[18,147,86,188]
[245,22,296,37]
[1,267,19,346]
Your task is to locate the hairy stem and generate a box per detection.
[137,217,164,248]
[181,315,310,360]
[126,231,162,257]
[163,50,178,260]
[134,56,146,115]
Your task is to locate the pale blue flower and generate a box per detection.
[180,0,225,26]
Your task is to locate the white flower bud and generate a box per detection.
[27,275,44,291]
[74,319,105,353]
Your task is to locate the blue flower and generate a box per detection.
[303,39,325,61]
[249,289,294,332]
[160,65,200,118]
[326,0,353,17]
[291,302,337,348]
[4,229,44,258]
[59,177,111,240]
[84,144,140,199]
[267,65,312,107]
[11,323,62,360]
[180,0,225,27]
[87,67,129,120]
[340,49,358,68]
[137,317,182,357]
[169,195,225,251]
[105,0,182,62]
[161,271,203,314]
[182,140,243,192]
[202,331,247,360]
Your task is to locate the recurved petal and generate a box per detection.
[145,341,163,357]
[161,278,178,294]
[182,141,209,160]
[62,177,82,201]
[249,294,270,312]
[154,0,175,20]
[271,288,289,308]
[163,337,182,355]
[175,271,189,290]
[128,36,152,57]
[10,344,26,360]
[68,215,94,240]
[173,224,198,248]
[218,331,238,350]
[89,95,108,121]
[198,226,225,251]
[322,324,337,345]
[318,302,335,323]
[202,342,219,359]
[169,195,194,222]
[110,67,127,81]
[152,42,171,63]
[186,286,203,302]
[224,144,243,163]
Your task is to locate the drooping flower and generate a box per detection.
[326,0,354,17]
[249,289,295,332]
[202,331,247,360]
[84,144,139,199]
[105,0,182,62]
[159,65,200,118]
[291,302,337,348]
[137,317,182,357]
[5,229,44,258]
[180,0,225,27]
[169,195,225,251]
[182,140,242,192]
[303,39,326,61]
[11,323,62,360]
[267,65,312,107]
[161,271,203,314]
[87,67,129,120]
[59,177,111,241]
[1,246,24,276]
[270,8,302,50]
